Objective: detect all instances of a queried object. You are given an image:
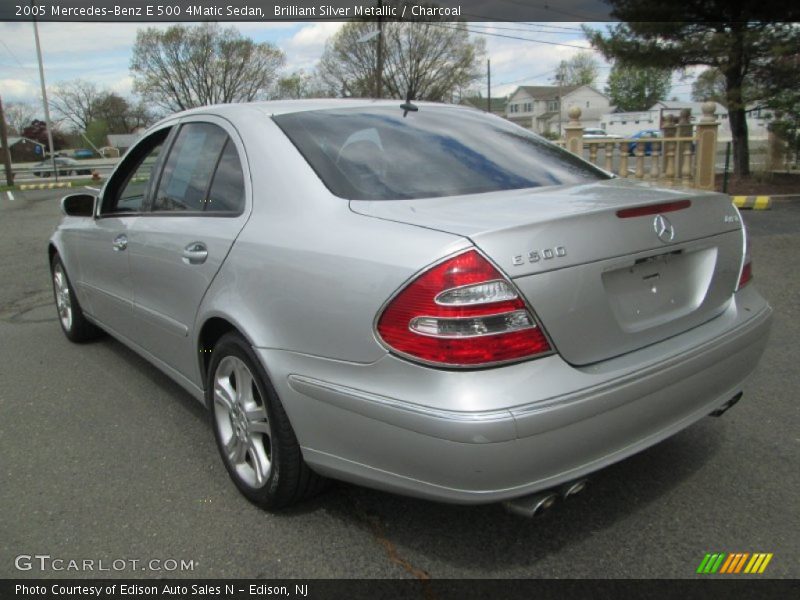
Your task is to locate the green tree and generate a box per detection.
[92,93,151,132]
[752,52,800,166]
[585,2,800,176]
[606,64,671,111]
[131,23,285,111]
[317,20,485,101]
[691,67,756,106]
[556,52,600,87]
[84,119,109,149]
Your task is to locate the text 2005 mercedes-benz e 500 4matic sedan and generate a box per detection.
[49,100,771,514]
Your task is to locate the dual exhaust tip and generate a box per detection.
[502,479,587,518]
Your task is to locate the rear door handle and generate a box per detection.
[112,234,127,251]
[182,242,208,265]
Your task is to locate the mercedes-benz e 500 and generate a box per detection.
[48,100,772,512]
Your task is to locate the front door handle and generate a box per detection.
[182,242,208,265]
[112,234,127,251]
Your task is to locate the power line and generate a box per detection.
[464,23,586,35]
[0,39,29,70]
[428,21,591,49]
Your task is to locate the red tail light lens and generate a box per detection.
[738,261,752,289]
[376,250,551,367]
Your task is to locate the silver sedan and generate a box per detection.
[48,100,772,514]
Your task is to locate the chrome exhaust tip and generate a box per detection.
[502,491,559,518]
[710,392,743,417]
[560,479,588,499]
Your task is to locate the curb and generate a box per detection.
[732,195,771,210]
[18,182,73,191]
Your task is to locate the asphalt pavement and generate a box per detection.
[0,187,798,579]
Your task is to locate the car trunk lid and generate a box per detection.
[351,179,745,365]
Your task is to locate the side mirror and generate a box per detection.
[61,193,96,217]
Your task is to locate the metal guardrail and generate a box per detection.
[9,159,120,182]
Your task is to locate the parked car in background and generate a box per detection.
[49,100,771,514]
[73,149,95,159]
[627,129,662,156]
[34,157,91,177]
[583,128,622,139]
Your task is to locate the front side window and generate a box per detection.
[274,106,608,201]
[101,129,168,214]
[152,123,228,213]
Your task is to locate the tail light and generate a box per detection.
[376,249,552,367]
[738,260,752,289]
[736,214,752,290]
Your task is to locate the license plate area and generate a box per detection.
[602,247,717,332]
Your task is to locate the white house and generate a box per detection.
[505,85,612,135]
[602,101,773,141]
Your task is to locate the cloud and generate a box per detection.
[281,22,344,72]
[482,27,606,97]
[0,78,40,102]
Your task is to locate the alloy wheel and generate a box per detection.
[212,356,272,489]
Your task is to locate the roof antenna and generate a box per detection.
[399,89,418,117]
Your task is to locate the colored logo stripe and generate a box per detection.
[698,552,773,574]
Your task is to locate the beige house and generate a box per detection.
[505,85,612,135]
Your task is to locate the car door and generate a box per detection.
[127,117,250,383]
[72,126,172,340]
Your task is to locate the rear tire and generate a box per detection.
[51,254,103,343]
[207,332,326,509]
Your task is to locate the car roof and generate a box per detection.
[149,98,477,128]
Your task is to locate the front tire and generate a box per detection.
[51,254,102,343]
[207,333,326,509]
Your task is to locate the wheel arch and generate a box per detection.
[196,315,258,389]
[47,242,59,267]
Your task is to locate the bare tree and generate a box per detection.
[50,80,103,131]
[3,101,38,135]
[317,21,485,101]
[130,23,285,112]
[51,79,155,135]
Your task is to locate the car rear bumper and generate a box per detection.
[257,285,772,504]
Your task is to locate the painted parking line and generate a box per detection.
[84,186,101,192]
[6,191,14,202]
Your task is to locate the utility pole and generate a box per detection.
[32,9,58,182]
[487,59,491,113]
[556,65,564,138]
[0,96,14,187]
[376,0,383,99]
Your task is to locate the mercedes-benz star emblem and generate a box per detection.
[653,214,675,243]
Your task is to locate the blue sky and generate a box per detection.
[0,20,699,115]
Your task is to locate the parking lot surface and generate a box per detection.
[1,188,798,579]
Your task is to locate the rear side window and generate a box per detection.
[205,140,245,214]
[273,106,609,200]
[152,123,228,212]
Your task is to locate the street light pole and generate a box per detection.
[32,8,58,182]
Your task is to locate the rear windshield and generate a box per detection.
[273,106,609,200]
